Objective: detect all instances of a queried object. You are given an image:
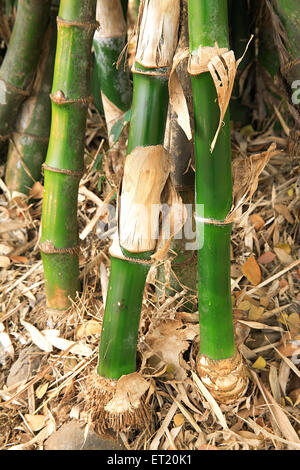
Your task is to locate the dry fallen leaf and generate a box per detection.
[10,255,28,264]
[258,252,276,265]
[248,305,264,321]
[0,256,11,268]
[242,256,261,286]
[0,323,14,365]
[144,316,198,380]
[0,244,13,256]
[35,382,49,399]
[173,413,185,427]
[252,356,267,370]
[105,372,149,414]
[75,320,102,339]
[249,214,265,231]
[274,204,294,224]
[198,444,220,450]
[274,247,294,265]
[25,414,47,432]
[21,320,53,353]
[29,181,44,200]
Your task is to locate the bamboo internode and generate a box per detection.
[40,0,97,311]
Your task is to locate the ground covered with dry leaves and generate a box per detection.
[0,101,299,451]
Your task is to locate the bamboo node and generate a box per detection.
[39,240,80,255]
[0,76,31,97]
[194,215,232,226]
[13,131,49,143]
[196,351,249,404]
[56,16,99,31]
[50,91,92,106]
[131,64,170,77]
[41,163,83,178]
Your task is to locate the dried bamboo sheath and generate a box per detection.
[40,0,97,310]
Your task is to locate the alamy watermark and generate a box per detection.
[96,202,206,251]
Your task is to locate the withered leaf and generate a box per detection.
[250,214,265,231]
[252,356,267,370]
[274,204,294,224]
[242,256,261,286]
[258,252,276,264]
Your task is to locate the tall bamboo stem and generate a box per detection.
[97,0,180,380]
[40,0,97,311]
[0,0,51,140]
[159,0,197,308]
[5,7,57,196]
[93,0,131,136]
[188,0,248,403]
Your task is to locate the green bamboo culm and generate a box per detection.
[97,0,180,380]
[40,0,97,311]
[93,0,132,139]
[188,0,248,403]
[0,0,51,141]
[158,0,197,311]
[272,0,300,85]
[5,7,57,196]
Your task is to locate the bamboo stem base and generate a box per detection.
[84,370,154,436]
[196,351,248,404]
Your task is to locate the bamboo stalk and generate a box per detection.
[158,0,197,309]
[93,0,132,139]
[5,7,57,196]
[40,0,97,311]
[93,0,132,180]
[98,0,180,381]
[272,0,300,85]
[0,0,51,141]
[86,0,180,435]
[188,0,248,403]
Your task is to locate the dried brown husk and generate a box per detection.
[84,371,154,435]
[169,38,253,150]
[94,0,127,39]
[227,142,281,223]
[196,351,249,405]
[143,314,199,380]
[117,145,186,258]
[135,0,180,69]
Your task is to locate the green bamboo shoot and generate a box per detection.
[40,0,97,311]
